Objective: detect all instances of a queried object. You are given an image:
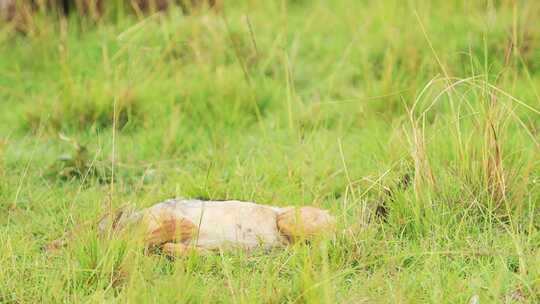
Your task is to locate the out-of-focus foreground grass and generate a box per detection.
[0,1,539,302]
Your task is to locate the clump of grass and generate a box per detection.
[25,83,142,132]
[63,232,133,296]
[47,134,111,183]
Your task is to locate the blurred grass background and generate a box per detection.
[0,0,540,302]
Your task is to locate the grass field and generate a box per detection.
[1,0,540,302]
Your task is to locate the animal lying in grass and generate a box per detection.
[49,199,336,256]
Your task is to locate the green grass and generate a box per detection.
[1,0,540,302]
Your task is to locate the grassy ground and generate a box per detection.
[1,0,540,302]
